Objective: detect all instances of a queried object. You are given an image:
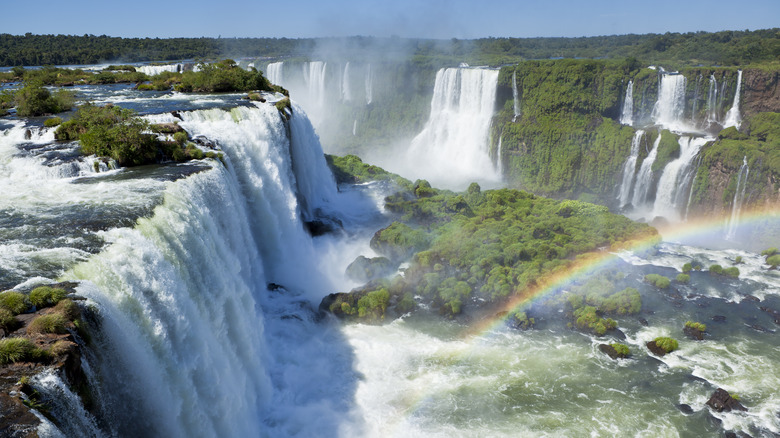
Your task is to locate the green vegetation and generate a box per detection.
[43,116,62,127]
[768,254,780,269]
[611,343,630,357]
[685,321,707,332]
[174,59,283,94]
[682,263,693,273]
[734,256,743,264]
[676,273,691,284]
[644,274,671,289]
[28,286,67,308]
[0,338,49,365]
[0,291,31,314]
[709,264,723,274]
[763,247,779,257]
[13,82,74,116]
[27,314,68,335]
[573,305,617,336]
[653,337,679,353]
[0,308,19,332]
[345,256,395,283]
[370,221,431,263]
[508,310,535,330]
[722,267,740,278]
[53,299,80,321]
[652,130,681,172]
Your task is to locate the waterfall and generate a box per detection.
[136,64,182,75]
[303,61,328,107]
[406,67,501,189]
[706,75,719,127]
[353,119,357,136]
[651,136,709,221]
[342,62,352,102]
[365,64,373,105]
[496,135,503,175]
[512,70,521,121]
[620,80,634,126]
[61,103,358,437]
[723,70,743,129]
[616,130,645,208]
[684,156,702,221]
[691,75,702,127]
[652,73,687,130]
[266,61,284,86]
[631,134,662,209]
[726,156,749,239]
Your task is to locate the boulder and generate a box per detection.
[684,326,704,340]
[706,388,747,413]
[599,344,628,360]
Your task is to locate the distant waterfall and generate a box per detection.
[342,62,352,102]
[726,156,749,240]
[406,67,501,189]
[651,136,708,221]
[136,64,182,75]
[652,73,687,130]
[706,75,719,127]
[691,75,702,126]
[303,61,328,106]
[684,156,702,221]
[512,70,521,121]
[353,119,357,136]
[723,70,743,129]
[496,135,504,175]
[620,80,634,126]
[365,64,373,105]
[616,130,644,208]
[267,62,284,86]
[631,134,662,208]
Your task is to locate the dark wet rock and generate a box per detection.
[684,326,705,341]
[742,295,761,303]
[706,388,747,413]
[612,328,627,341]
[305,218,342,237]
[192,135,217,149]
[685,374,707,383]
[24,129,31,140]
[677,403,694,415]
[712,315,727,322]
[171,111,183,120]
[646,340,672,357]
[638,317,649,326]
[151,123,184,134]
[759,307,780,325]
[599,344,629,360]
[748,324,774,333]
[345,255,396,283]
[267,283,284,291]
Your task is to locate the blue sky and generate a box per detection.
[1,0,778,39]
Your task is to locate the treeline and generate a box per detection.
[1,29,778,68]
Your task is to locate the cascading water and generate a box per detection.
[512,70,521,121]
[496,135,503,175]
[723,70,743,129]
[365,64,373,105]
[266,62,284,86]
[303,61,328,107]
[620,80,634,126]
[342,62,352,102]
[136,64,182,75]
[706,75,719,127]
[726,155,749,240]
[651,136,709,221]
[353,119,357,136]
[652,73,687,130]
[404,67,501,189]
[691,75,702,127]
[630,134,661,210]
[616,130,644,208]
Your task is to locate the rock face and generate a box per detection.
[706,388,747,413]
[646,340,670,357]
[683,326,705,340]
[345,256,396,283]
[599,344,628,360]
[743,69,780,117]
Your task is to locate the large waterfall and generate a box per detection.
[706,75,719,127]
[616,130,644,208]
[620,80,634,126]
[404,67,501,189]
[630,134,661,209]
[723,70,743,129]
[652,73,687,130]
[512,70,521,121]
[651,136,708,221]
[136,64,182,75]
[266,62,284,86]
[303,61,328,107]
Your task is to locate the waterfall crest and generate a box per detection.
[723,70,743,129]
[652,73,687,130]
[620,80,634,126]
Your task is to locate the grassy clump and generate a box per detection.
[0,291,31,315]
[174,59,282,93]
[0,308,19,332]
[652,130,681,172]
[611,343,630,357]
[573,305,617,336]
[722,267,740,278]
[0,338,50,365]
[53,299,80,321]
[676,273,690,284]
[766,254,780,269]
[44,116,63,127]
[644,273,671,289]
[13,82,75,117]
[29,286,67,308]
[685,321,707,331]
[653,337,679,353]
[762,247,778,257]
[709,264,723,274]
[682,263,693,273]
[508,310,535,330]
[27,314,68,335]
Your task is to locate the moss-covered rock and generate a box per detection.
[647,336,678,356]
[345,256,396,283]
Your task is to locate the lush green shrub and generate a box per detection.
[356,288,390,320]
[644,274,670,289]
[0,338,49,365]
[0,291,31,314]
[767,254,780,269]
[722,267,740,278]
[275,97,291,113]
[14,82,75,117]
[734,256,743,264]
[573,306,616,335]
[0,308,19,332]
[709,264,723,274]
[48,340,73,357]
[611,343,630,357]
[653,337,679,353]
[682,263,693,273]
[173,131,188,145]
[599,287,641,315]
[508,310,535,330]
[761,247,778,257]
[29,286,67,308]
[28,314,68,335]
[44,117,63,127]
[676,273,690,284]
[53,299,80,321]
[685,321,706,331]
[175,59,280,93]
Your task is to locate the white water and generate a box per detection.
[726,156,750,240]
[137,64,181,75]
[496,135,503,175]
[706,75,719,127]
[365,64,373,105]
[303,61,328,107]
[267,62,284,86]
[403,67,501,190]
[652,136,709,221]
[342,62,352,102]
[353,119,357,136]
[616,130,644,208]
[652,74,688,131]
[620,80,634,126]
[723,70,743,129]
[512,70,521,121]
[630,134,662,210]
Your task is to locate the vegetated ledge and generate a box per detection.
[319,155,658,325]
[0,282,94,437]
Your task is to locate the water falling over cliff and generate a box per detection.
[723,70,743,129]
[620,80,634,126]
[652,136,708,221]
[266,62,284,86]
[512,70,521,121]
[342,62,352,102]
[652,73,687,131]
[616,130,644,208]
[365,64,373,105]
[631,134,661,209]
[726,156,750,240]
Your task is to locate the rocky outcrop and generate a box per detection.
[706,388,747,413]
[743,69,780,117]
